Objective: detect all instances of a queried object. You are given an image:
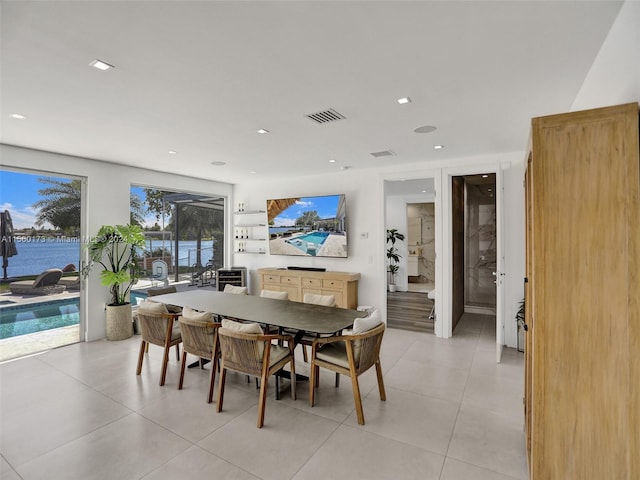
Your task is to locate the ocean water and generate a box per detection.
[2,238,216,278]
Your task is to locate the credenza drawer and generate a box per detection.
[302,278,322,288]
[281,275,301,286]
[322,279,344,290]
[263,274,280,283]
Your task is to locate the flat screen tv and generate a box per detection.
[266,194,347,258]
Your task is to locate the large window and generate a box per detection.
[130,186,225,289]
[0,169,83,361]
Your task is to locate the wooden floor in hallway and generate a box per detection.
[387,290,434,333]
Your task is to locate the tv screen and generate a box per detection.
[266,194,347,258]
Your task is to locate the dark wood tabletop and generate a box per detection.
[147,289,365,335]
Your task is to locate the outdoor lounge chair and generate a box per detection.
[8,268,66,295]
[58,274,80,290]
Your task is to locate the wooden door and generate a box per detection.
[529,103,639,479]
[451,176,465,331]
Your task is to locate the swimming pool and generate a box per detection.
[0,290,148,339]
[286,232,330,255]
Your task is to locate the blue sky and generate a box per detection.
[270,195,341,227]
[0,171,156,229]
[0,170,61,229]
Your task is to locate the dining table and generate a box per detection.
[147,289,366,335]
[147,289,366,391]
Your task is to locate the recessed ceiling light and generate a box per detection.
[257,129,269,134]
[488,188,493,192]
[250,171,257,174]
[397,97,412,105]
[89,59,114,71]
[482,174,489,178]
[329,159,336,163]
[414,125,437,134]
[10,113,26,120]
[210,161,226,166]
[421,190,427,193]
[434,144,444,150]
[168,150,177,155]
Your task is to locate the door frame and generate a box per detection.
[382,169,443,335]
[441,162,505,355]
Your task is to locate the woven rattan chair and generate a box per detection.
[136,310,182,386]
[223,284,248,295]
[297,293,336,362]
[178,316,221,403]
[216,327,296,428]
[309,322,386,425]
[147,285,182,313]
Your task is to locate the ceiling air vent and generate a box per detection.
[370,150,396,158]
[305,108,346,124]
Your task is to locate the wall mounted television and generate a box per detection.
[266,194,347,258]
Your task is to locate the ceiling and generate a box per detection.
[0,1,624,185]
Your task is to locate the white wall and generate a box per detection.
[233,168,383,310]
[234,152,526,347]
[572,0,640,111]
[0,144,233,341]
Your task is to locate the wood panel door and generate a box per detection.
[528,103,639,479]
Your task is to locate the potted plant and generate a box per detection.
[82,224,146,340]
[516,298,525,352]
[386,228,405,292]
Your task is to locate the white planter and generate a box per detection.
[388,284,397,292]
[106,303,133,341]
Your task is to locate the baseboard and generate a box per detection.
[464,305,496,315]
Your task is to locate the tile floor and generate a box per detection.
[0,313,528,480]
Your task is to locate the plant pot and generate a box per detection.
[388,284,397,293]
[106,303,133,341]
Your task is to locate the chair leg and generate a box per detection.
[216,366,227,412]
[302,344,308,362]
[257,371,269,428]
[145,342,149,353]
[175,343,180,361]
[178,351,187,390]
[160,344,170,386]
[375,360,386,401]
[309,361,316,406]
[335,372,340,388]
[290,358,297,401]
[207,354,216,404]
[350,373,365,425]
[136,340,146,375]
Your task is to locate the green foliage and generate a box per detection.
[81,224,146,305]
[516,298,525,324]
[386,228,405,284]
[144,188,174,221]
[295,210,321,226]
[129,192,145,226]
[33,177,81,235]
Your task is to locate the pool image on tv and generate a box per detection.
[266,194,347,258]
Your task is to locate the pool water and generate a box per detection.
[286,232,330,255]
[0,298,79,339]
[0,291,148,340]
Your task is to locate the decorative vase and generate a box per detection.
[105,303,133,340]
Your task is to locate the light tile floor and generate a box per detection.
[0,313,528,480]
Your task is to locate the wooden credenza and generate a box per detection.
[524,103,639,480]
[257,268,360,309]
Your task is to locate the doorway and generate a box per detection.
[451,174,497,332]
[384,178,437,334]
[0,169,84,362]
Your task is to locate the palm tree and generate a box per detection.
[169,203,224,270]
[33,177,81,235]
